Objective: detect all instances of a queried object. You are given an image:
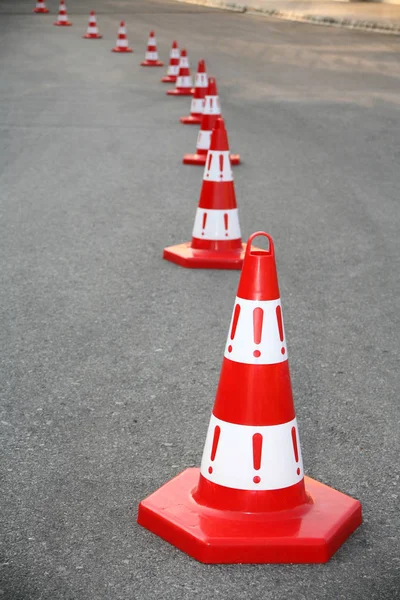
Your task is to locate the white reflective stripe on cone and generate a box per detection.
[148,37,156,45]
[203,95,221,115]
[88,26,98,34]
[225,297,288,364]
[118,39,128,47]
[203,150,233,182]
[200,414,303,491]
[59,15,67,21]
[195,73,208,87]
[190,97,204,114]
[196,129,212,151]
[119,27,126,34]
[145,51,158,61]
[171,49,180,58]
[180,57,189,68]
[192,208,241,241]
[167,65,179,76]
[177,75,192,88]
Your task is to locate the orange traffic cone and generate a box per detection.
[112,21,133,53]
[183,78,240,165]
[141,31,163,66]
[54,0,71,26]
[83,11,102,39]
[180,59,208,125]
[161,40,180,83]
[139,231,363,563]
[33,0,49,13]
[164,118,245,270]
[166,49,193,96]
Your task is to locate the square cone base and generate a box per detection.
[163,242,246,270]
[83,34,102,39]
[141,60,164,66]
[54,21,72,25]
[183,153,240,166]
[167,88,193,96]
[112,47,133,53]
[137,468,362,564]
[34,8,49,12]
[180,115,202,125]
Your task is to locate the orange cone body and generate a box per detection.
[183,78,240,165]
[139,233,362,563]
[112,21,133,53]
[141,31,163,66]
[83,11,102,39]
[166,49,193,96]
[33,0,49,13]
[164,118,246,270]
[161,41,180,83]
[54,0,71,25]
[180,59,208,125]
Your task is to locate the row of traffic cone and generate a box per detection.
[33,0,362,563]
[134,26,362,561]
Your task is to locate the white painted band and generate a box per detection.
[202,150,233,182]
[190,97,204,114]
[195,73,208,87]
[88,26,98,33]
[167,65,179,76]
[203,95,221,115]
[148,36,156,45]
[180,57,189,68]
[177,75,192,88]
[118,39,128,47]
[200,414,303,491]
[119,27,126,34]
[196,129,212,151]
[224,297,288,364]
[171,49,180,58]
[192,208,241,241]
[145,51,158,61]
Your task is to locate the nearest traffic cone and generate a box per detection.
[33,0,49,13]
[166,49,193,96]
[141,31,163,66]
[138,231,363,563]
[83,11,102,39]
[180,59,208,125]
[164,118,245,270]
[112,21,133,53]
[161,41,179,83]
[54,0,71,26]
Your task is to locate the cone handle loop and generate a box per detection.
[246,231,275,257]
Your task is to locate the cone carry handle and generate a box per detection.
[246,231,275,257]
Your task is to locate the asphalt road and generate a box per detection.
[1,0,399,598]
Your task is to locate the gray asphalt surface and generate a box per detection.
[1,0,399,598]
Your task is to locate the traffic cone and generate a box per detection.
[83,11,102,39]
[139,231,363,563]
[183,78,240,165]
[161,41,180,83]
[164,119,245,270]
[54,0,71,26]
[33,0,49,13]
[180,59,208,125]
[112,21,133,53]
[141,31,163,67]
[166,49,193,96]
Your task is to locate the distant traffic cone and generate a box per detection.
[161,41,180,83]
[33,0,49,13]
[164,119,245,270]
[166,49,193,96]
[83,11,102,39]
[141,31,163,66]
[180,59,208,125]
[139,231,363,563]
[54,0,71,26]
[112,21,133,53]
[183,78,240,165]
